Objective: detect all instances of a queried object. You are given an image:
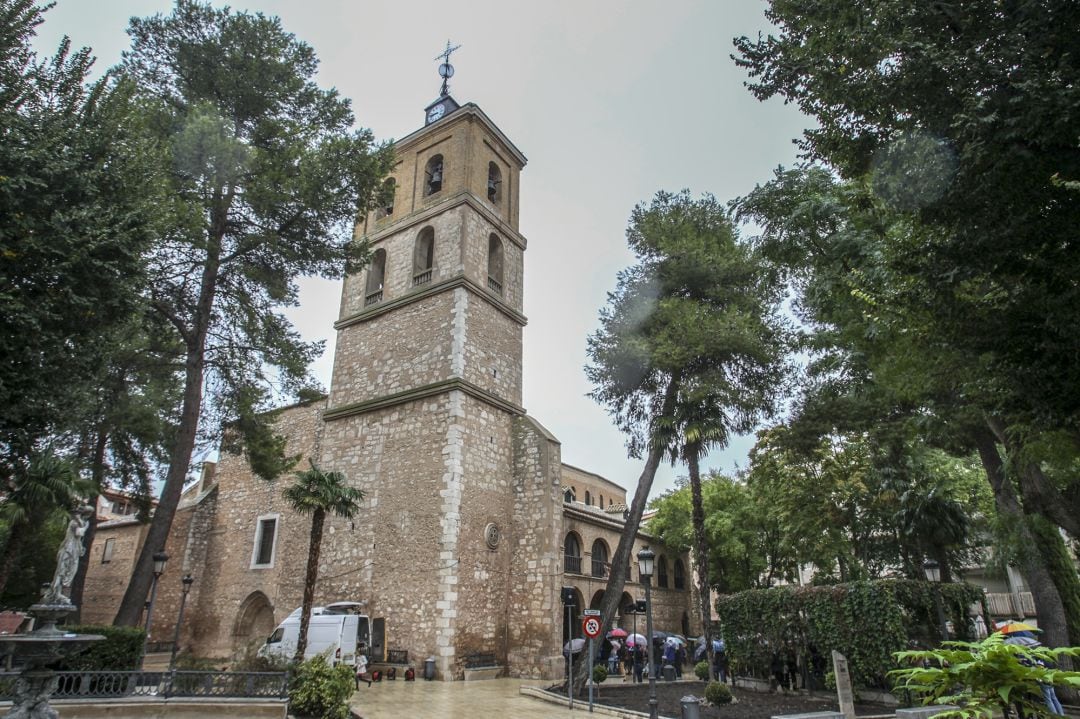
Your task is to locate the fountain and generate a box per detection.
[1,505,103,719]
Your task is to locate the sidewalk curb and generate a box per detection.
[518,685,675,719]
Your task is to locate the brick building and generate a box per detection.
[83,90,697,679]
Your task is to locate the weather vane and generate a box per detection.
[435,39,461,97]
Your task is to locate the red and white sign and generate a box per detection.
[582,616,602,639]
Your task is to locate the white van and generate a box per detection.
[260,602,370,666]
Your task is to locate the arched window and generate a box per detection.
[364,248,387,306]
[591,539,609,578]
[599,494,604,508]
[487,161,502,203]
[674,559,686,590]
[487,234,504,295]
[413,227,434,286]
[564,533,582,575]
[376,178,396,218]
[563,487,575,503]
[657,556,669,588]
[424,154,444,196]
[584,490,591,506]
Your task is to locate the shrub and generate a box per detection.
[714,579,985,689]
[232,641,292,672]
[289,655,354,719]
[695,660,710,681]
[891,634,1080,719]
[705,680,733,705]
[56,625,144,670]
[592,664,607,684]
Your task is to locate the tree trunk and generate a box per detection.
[295,508,326,663]
[70,428,108,621]
[985,418,1080,540]
[572,375,681,691]
[973,424,1071,652]
[114,228,222,626]
[0,527,28,599]
[687,448,715,679]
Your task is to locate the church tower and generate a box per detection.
[317,58,536,677]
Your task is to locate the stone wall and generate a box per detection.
[507,415,564,678]
[561,464,627,510]
[81,520,147,626]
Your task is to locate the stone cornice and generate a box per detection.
[334,274,527,330]
[394,103,528,167]
[366,191,527,251]
[323,378,525,422]
[562,503,657,541]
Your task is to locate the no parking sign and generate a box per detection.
[582,615,601,639]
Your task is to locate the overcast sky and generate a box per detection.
[34,0,809,501]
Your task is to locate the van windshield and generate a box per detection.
[266,628,284,644]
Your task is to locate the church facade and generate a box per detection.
[82,95,698,679]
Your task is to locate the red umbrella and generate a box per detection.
[607,628,628,639]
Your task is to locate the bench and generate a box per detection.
[462,652,502,681]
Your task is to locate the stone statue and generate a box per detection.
[42,505,93,607]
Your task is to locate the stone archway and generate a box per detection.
[233,591,276,655]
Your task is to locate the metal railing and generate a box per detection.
[0,670,289,700]
[364,290,383,306]
[564,555,582,574]
[591,559,608,579]
[487,276,502,294]
[413,270,432,286]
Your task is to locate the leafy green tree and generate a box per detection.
[0,0,169,465]
[585,190,787,686]
[0,448,93,598]
[734,165,1080,648]
[282,462,364,663]
[111,1,393,625]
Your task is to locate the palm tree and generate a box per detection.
[282,461,364,663]
[0,448,94,598]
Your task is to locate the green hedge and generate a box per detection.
[56,625,145,670]
[715,579,984,689]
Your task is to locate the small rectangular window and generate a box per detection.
[252,515,279,568]
[101,537,115,564]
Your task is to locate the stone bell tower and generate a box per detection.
[315,68,534,677]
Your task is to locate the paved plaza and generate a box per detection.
[350,678,591,719]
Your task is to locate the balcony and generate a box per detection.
[487,276,503,295]
[564,555,582,575]
[364,290,383,307]
[985,592,1036,617]
[413,269,432,286]
[591,560,608,579]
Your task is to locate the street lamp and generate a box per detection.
[637,546,658,719]
[168,574,195,670]
[923,559,949,641]
[143,550,169,662]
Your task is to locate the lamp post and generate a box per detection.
[168,574,194,670]
[923,559,949,641]
[142,550,169,662]
[638,547,658,719]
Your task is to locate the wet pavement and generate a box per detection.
[350,677,589,718]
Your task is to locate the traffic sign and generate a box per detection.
[583,609,601,616]
[582,615,602,639]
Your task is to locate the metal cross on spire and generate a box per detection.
[435,39,461,97]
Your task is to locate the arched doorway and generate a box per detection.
[590,590,605,610]
[233,591,275,654]
[617,591,634,631]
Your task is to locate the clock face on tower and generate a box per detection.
[427,103,445,123]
